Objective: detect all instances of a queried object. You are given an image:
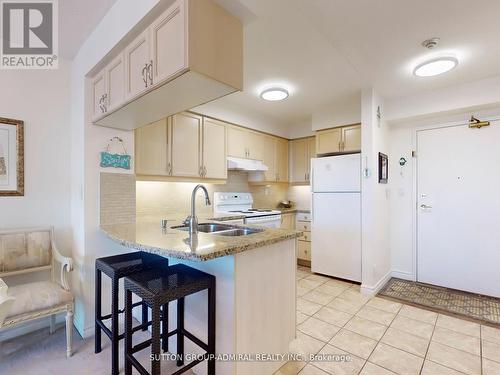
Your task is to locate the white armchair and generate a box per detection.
[0,227,74,357]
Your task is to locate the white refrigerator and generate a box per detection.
[311,154,361,282]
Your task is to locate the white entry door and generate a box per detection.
[417,121,500,297]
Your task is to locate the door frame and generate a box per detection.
[411,114,500,283]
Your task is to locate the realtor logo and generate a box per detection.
[1,0,58,69]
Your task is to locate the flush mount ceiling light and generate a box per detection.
[413,57,458,77]
[260,87,289,101]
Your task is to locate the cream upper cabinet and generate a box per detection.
[202,118,227,179]
[135,118,168,176]
[316,128,342,155]
[92,70,107,120]
[290,138,308,183]
[105,53,125,113]
[124,29,152,101]
[170,113,202,177]
[227,126,247,158]
[262,135,276,181]
[275,138,289,182]
[316,124,361,154]
[342,124,361,152]
[227,126,263,161]
[308,136,316,160]
[247,132,264,161]
[150,0,187,86]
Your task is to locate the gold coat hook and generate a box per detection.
[469,116,490,129]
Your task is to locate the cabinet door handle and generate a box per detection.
[148,60,153,86]
[204,166,207,177]
[142,63,149,88]
[167,162,172,175]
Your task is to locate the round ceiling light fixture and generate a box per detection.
[413,56,458,77]
[260,87,289,101]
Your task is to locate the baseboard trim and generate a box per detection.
[360,270,392,297]
[391,270,415,281]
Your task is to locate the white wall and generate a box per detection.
[385,74,500,124]
[312,93,361,131]
[360,88,391,294]
[70,0,161,337]
[0,61,71,252]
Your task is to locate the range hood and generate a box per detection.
[227,157,268,171]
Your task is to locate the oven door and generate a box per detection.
[245,215,282,228]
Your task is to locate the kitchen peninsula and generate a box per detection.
[101,217,302,375]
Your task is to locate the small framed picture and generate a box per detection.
[0,117,24,196]
[378,152,388,184]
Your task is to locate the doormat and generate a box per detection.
[379,278,500,326]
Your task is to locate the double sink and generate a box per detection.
[173,223,263,237]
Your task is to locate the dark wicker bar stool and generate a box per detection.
[95,251,169,375]
[124,264,216,375]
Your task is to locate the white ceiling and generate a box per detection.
[196,0,500,130]
[59,0,118,59]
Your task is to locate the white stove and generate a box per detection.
[213,192,282,228]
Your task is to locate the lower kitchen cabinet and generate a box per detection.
[296,212,311,265]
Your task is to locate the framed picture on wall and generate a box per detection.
[378,152,388,184]
[0,117,24,196]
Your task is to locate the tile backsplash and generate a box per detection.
[136,171,289,218]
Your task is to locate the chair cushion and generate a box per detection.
[6,281,73,318]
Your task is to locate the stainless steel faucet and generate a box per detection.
[184,184,211,235]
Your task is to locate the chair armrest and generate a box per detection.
[0,278,15,327]
[52,241,74,291]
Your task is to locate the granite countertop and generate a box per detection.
[101,217,303,262]
[278,208,310,214]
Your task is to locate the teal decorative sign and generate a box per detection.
[100,136,131,170]
[100,152,131,169]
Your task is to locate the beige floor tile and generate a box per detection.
[325,278,354,289]
[328,297,365,314]
[360,362,397,374]
[350,284,361,292]
[482,325,500,345]
[339,289,371,305]
[390,315,434,340]
[305,274,331,283]
[312,344,366,375]
[315,283,349,297]
[421,360,464,375]
[330,329,377,359]
[436,314,480,338]
[344,316,388,341]
[482,339,500,363]
[298,317,341,343]
[297,298,323,316]
[313,306,353,327]
[366,297,402,314]
[297,286,311,297]
[381,327,429,357]
[398,305,438,325]
[298,278,324,291]
[297,269,311,277]
[302,290,336,306]
[426,341,481,375]
[297,364,329,375]
[274,361,307,375]
[369,342,423,375]
[356,306,396,326]
[432,326,480,356]
[297,311,309,325]
[290,332,326,357]
[483,358,500,375]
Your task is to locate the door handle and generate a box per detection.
[420,204,432,209]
